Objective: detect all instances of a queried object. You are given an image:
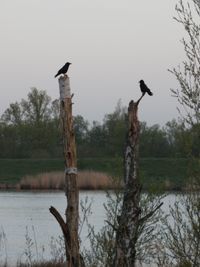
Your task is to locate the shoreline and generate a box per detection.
[0,184,194,193]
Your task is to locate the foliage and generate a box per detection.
[82,190,122,267]
[156,192,200,267]
[140,122,170,157]
[169,0,200,127]
[168,0,200,158]
[82,189,164,267]
[0,88,62,158]
[19,226,65,267]
[21,88,51,125]
[49,236,65,264]
[0,158,190,190]
[0,224,66,267]
[155,1,200,266]
[1,87,200,159]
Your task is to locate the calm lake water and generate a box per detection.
[0,191,177,265]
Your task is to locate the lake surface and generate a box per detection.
[0,191,177,266]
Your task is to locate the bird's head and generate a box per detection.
[139,80,144,84]
[64,62,72,66]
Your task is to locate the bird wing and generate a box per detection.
[146,88,153,96]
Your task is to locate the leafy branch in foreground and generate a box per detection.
[157,192,200,267]
[81,189,164,267]
[160,1,200,266]
[169,0,200,126]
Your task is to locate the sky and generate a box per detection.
[0,0,187,126]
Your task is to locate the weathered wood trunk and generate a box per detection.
[113,95,163,267]
[113,97,143,267]
[50,75,84,267]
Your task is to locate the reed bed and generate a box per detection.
[17,170,121,190]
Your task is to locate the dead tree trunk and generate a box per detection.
[50,75,84,267]
[113,94,163,267]
[113,98,142,267]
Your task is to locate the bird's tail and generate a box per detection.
[147,89,153,96]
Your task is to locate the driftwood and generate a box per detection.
[50,75,84,267]
[113,95,162,267]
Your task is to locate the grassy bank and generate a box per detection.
[0,158,191,190]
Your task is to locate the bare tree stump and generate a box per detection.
[50,75,84,267]
[113,98,141,267]
[113,95,162,267]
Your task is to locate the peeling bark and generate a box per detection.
[114,96,144,267]
[50,75,84,267]
[113,95,163,266]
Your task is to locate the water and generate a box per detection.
[0,191,177,265]
[0,191,108,265]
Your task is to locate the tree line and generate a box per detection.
[0,88,199,159]
[0,0,200,266]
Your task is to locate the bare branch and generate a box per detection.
[139,202,163,225]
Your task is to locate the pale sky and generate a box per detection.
[0,0,187,126]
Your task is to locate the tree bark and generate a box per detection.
[113,96,143,267]
[50,75,84,267]
[113,95,163,266]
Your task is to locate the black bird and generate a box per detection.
[139,80,153,96]
[54,62,71,78]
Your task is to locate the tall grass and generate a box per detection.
[0,226,66,267]
[18,171,120,190]
[0,158,189,191]
[16,263,65,267]
[0,227,7,267]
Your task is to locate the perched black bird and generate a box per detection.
[54,62,71,78]
[139,80,153,96]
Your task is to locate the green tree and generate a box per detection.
[87,121,107,157]
[51,99,60,122]
[0,88,60,158]
[74,115,89,144]
[1,102,23,125]
[103,100,126,156]
[164,119,187,157]
[21,87,51,125]
[140,122,170,157]
[73,115,89,157]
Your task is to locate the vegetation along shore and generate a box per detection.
[0,158,196,191]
